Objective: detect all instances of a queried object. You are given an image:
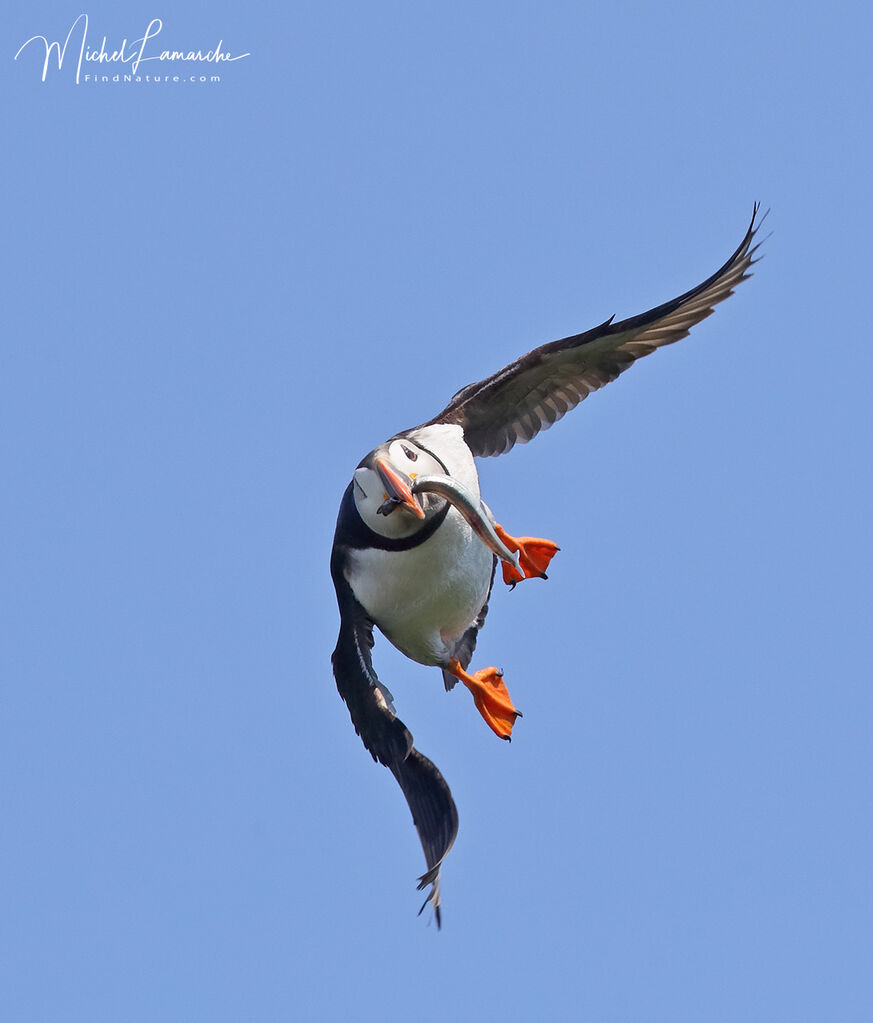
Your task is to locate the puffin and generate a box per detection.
[330,205,763,925]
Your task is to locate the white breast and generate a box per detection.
[346,505,494,667]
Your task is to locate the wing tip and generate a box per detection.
[417,868,444,930]
[746,202,770,251]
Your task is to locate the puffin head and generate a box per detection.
[352,437,448,539]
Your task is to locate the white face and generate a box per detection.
[352,437,447,539]
[384,437,446,478]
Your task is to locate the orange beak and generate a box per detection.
[375,457,426,519]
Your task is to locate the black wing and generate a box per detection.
[422,205,764,457]
[330,550,459,926]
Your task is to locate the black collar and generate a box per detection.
[333,481,451,552]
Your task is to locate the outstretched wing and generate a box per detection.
[422,205,764,457]
[330,552,459,926]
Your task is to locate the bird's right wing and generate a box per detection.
[420,205,764,457]
[330,554,459,926]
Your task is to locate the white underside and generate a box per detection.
[346,423,493,666]
[346,507,493,667]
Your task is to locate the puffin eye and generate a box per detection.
[402,445,418,462]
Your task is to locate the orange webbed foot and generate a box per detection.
[494,525,560,586]
[447,659,521,740]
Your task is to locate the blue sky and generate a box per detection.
[3,2,871,1021]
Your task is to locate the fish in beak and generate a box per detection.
[375,456,426,519]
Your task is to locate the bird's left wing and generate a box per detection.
[330,552,459,925]
[420,205,764,457]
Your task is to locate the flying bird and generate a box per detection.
[330,206,764,925]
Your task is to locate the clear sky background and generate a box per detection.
[3,3,871,1021]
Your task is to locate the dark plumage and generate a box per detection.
[421,206,763,456]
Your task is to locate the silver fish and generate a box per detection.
[411,473,521,574]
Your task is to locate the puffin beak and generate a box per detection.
[375,457,426,519]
